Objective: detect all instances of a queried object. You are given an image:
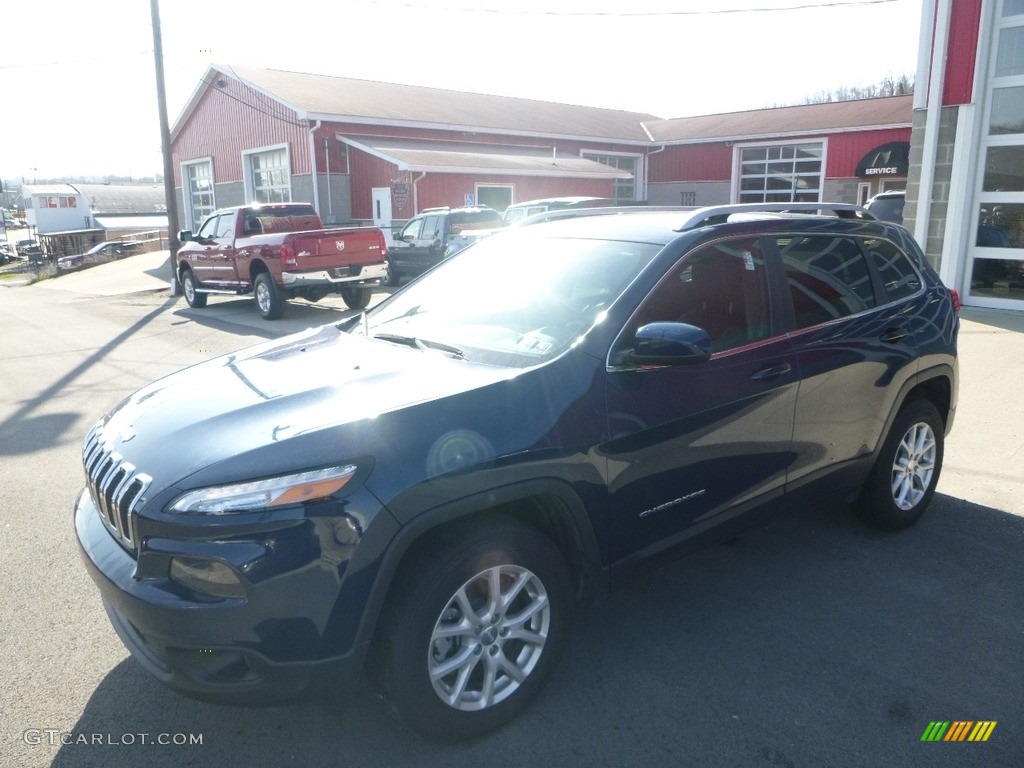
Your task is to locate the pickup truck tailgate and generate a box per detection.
[288,228,385,271]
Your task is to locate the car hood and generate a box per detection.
[91,324,518,499]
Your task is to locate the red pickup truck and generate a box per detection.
[176,203,388,319]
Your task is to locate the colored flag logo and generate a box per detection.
[921,721,997,742]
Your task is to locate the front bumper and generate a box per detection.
[74,489,378,704]
[281,262,386,287]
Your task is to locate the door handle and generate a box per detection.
[751,362,792,381]
[880,328,908,343]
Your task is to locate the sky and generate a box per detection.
[0,0,923,181]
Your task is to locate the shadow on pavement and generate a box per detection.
[0,297,179,457]
[49,494,1022,768]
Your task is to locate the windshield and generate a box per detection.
[357,232,661,367]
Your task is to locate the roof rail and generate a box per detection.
[674,202,874,231]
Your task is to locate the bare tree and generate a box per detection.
[803,74,914,104]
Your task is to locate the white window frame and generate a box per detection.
[579,150,644,202]
[181,157,216,231]
[965,0,1024,309]
[474,183,514,211]
[242,143,292,204]
[732,138,827,204]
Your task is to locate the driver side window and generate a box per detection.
[628,238,771,353]
[196,214,220,240]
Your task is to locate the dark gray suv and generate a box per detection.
[76,202,958,740]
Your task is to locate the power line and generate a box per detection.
[358,0,902,17]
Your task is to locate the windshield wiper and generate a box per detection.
[372,333,465,359]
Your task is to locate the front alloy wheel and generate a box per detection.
[429,564,550,711]
[380,520,572,740]
[181,268,207,308]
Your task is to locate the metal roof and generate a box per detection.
[171,64,913,153]
[338,136,633,178]
[643,95,913,144]
[175,65,659,144]
[22,183,167,214]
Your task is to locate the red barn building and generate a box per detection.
[170,64,913,248]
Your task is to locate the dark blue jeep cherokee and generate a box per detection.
[76,204,959,739]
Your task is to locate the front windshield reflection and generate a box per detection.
[360,233,661,367]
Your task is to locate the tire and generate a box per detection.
[380,519,573,741]
[855,399,944,530]
[383,259,400,287]
[253,272,284,320]
[339,284,372,310]
[180,268,207,308]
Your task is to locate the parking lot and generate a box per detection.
[0,254,1021,767]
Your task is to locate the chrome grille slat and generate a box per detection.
[81,424,152,551]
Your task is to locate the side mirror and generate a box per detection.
[629,322,712,365]
[178,230,193,243]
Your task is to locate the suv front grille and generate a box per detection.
[83,425,152,551]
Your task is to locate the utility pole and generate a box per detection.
[150,0,179,294]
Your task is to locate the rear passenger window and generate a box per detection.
[863,238,921,302]
[776,235,876,329]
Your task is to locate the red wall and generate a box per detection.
[648,128,912,184]
[173,83,310,184]
[825,128,912,178]
[943,0,983,106]
[648,143,734,183]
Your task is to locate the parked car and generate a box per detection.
[76,203,959,740]
[0,242,14,264]
[865,189,906,225]
[177,203,388,319]
[15,239,41,259]
[501,196,618,225]
[386,206,501,285]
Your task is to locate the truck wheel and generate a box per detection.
[340,285,372,310]
[380,519,572,741]
[855,399,944,531]
[254,272,285,320]
[383,260,400,287]
[180,268,207,308]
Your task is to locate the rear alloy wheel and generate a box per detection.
[180,268,207,308]
[254,272,284,320]
[380,520,572,740]
[339,284,372,310]
[856,399,944,530]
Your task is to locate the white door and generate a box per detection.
[372,188,393,245]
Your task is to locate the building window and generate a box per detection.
[246,146,291,203]
[737,142,824,204]
[582,153,640,202]
[183,160,215,230]
[968,6,1024,306]
[475,184,513,211]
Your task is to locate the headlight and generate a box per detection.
[169,464,358,515]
